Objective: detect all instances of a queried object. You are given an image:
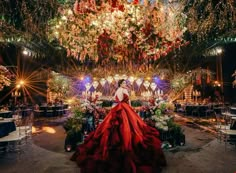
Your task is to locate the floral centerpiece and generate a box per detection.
[144,101,185,148]
[63,106,85,151]
[64,99,107,151]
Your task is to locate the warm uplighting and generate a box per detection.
[42,126,56,134]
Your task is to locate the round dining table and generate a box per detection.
[0,118,16,138]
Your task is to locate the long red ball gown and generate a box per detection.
[71,88,167,173]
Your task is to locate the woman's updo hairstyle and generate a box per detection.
[118,79,126,87]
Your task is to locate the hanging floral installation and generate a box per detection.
[0,0,234,62]
[0,65,11,91]
[47,0,188,70]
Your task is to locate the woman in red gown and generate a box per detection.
[71,79,166,173]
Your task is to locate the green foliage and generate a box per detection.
[155,109,162,116]
[131,100,142,107]
[63,106,85,135]
[159,103,166,112]
[73,107,84,119]
[171,74,190,92]
[63,117,83,135]
[101,100,113,107]
[47,71,72,98]
[167,120,183,136]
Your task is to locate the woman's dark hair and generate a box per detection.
[118,79,126,87]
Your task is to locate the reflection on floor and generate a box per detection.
[0,115,236,173]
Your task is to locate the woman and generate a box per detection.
[71,79,166,173]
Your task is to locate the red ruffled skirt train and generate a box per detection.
[71,103,166,173]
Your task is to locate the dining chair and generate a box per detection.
[219,129,236,150]
[0,126,27,155]
[214,113,231,141]
[205,106,215,118]
[7,112,34,153]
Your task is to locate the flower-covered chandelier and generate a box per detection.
[47,0,188,66]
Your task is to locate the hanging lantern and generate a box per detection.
[106,76,113,84]
[85,83,92,91]
[121,74,128,80]
[113,74,120,82]
[157,89,160,95]
[92,81,99,89]
[150,82,157,91]
[100,78,106,87]
[136,78,143,87]
[143,81,150,90]
[128,76,135,84]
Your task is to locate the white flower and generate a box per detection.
[158,124,164,129]
[164,115,170,120]
[163,126,168,131]
[162,121,167,125]
[155,122,161,128]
